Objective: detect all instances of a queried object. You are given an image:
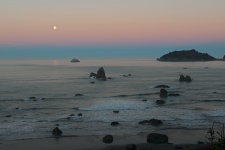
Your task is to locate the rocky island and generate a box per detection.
[157,49,216,62]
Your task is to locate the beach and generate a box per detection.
[0,59,224,149]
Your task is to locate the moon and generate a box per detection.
[53,26,57,30]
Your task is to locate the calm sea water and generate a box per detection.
[0,59,225,140]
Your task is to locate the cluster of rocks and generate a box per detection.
[179,74,192,82]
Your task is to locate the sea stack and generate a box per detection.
[223,55,225,61]
[89,67,107,81]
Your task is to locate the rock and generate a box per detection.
[89,72,97,78]
[142,99,147,102]
[90,81,95,84]
[70,58,80,62]
[67,117,71,120]
[157,49,216,62]
[75,94,83,96]
[185,75,192,82]
[126,144,137,150]
[5,115,11,118]
[40,97,45,100]
[113,111,119,114]
[78,113,82,117]
[147,133,168,144]
[15,107,19,110]
[179,75,185,81]
[183,67,187,69]
[70,114,74,116]
[110,122,119,126]
[160,89,168,98]
[123,74,131,77]
[102,135,113,144]
[168,93,180,96]
[154,85,170,88]
[52,127,63,136]
[138,119,163,126]
[90,67,107,80]
[223,55,225,61]
[107,77,112,79]
[156,100,165,104]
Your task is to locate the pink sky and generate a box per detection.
[1,0,225,45]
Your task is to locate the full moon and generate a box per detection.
[53,26,57,30]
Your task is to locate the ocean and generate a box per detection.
[0,59,225,141]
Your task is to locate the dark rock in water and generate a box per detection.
[183,67,187,69]
[90,81,95,84]
[157,49,216,62]
[111,122,119,126]
[156,100,165,104]
[113,110,119,113]
[179,74,192,82]
[138,119,163,126]
[89,72,97,78]
[160,89,168,98]
[126,144,137,150]
[90,67,107,80]
[107,77,112,79]
[70,58,80,62]
[154,85,170,88]
[15,107,19,110]
[40,97,45,100]
[5,115,11,118]
[149,119,163,126]
[102,135,113,144]
[70,114,74,116]
[75,94,83,96]
[123,74,131,77]
[147,133,168,144]
[213,91,217,94]
[67,117,71,120]
[52,127,63,136]
[142,99,147,102]
[179,75,185,81]
[185,75,192,82]
[168,93,180,96]
[28,97,36,99]
[78,113,82,117]
[96,67,107,80]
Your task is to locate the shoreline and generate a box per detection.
[0,128,210,150]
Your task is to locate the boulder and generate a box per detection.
[110,122,119,126]
[126,144,137,150]
[102,135,113,144]
[5,115,11,118]
[78,113,82,117]
[154,85,170,88]
[142,99,147,102]
[156,100,165,104]
[147,133,168,144]
[160,89,168,98]
[52,127,63,136]
[90,81,95,84]
[90,67,107,80]
[113,111,119,114]
[75,94,83,96]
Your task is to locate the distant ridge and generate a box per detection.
[157,49,216,62]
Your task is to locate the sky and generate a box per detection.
[0,0,225,59]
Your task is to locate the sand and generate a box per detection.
[0,129,210,150]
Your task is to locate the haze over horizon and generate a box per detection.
[1,0,225,59]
